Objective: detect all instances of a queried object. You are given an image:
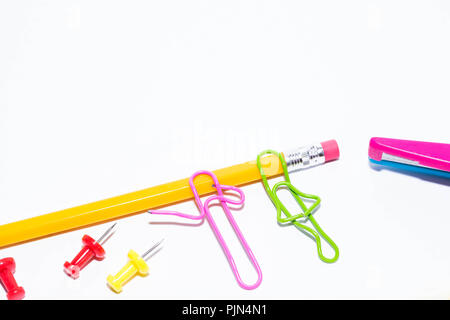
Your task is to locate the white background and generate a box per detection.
[0,1,449,300]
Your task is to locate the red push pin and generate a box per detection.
[0,257,25,300]
[64,223,117,279]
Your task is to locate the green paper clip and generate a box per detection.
[256,149,339,263]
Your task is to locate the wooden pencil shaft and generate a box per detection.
[0,155,283,248]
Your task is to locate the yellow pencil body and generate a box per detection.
[0,155,282,248]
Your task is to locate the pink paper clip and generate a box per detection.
[149,170,262,290]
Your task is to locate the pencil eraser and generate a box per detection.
[321,140,340,162]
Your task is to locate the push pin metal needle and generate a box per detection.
[64,223,117,279]
[106,239,164,293]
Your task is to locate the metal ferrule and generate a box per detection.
[282,143,325,172]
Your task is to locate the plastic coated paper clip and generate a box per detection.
[256,149,339,263]
[150,170,263,290]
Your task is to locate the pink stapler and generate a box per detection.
[368,137,450,179]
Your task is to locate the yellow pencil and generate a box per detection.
[0,140,339,248]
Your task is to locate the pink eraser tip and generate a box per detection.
[321,139,340,162]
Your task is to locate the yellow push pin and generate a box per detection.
[107,239,164,293]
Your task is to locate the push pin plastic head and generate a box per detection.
[64,223,117,279]
[0,257,25,300]
[107,239,164,293]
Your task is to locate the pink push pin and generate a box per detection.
[0,257,25,300]
[64,223,117,279]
